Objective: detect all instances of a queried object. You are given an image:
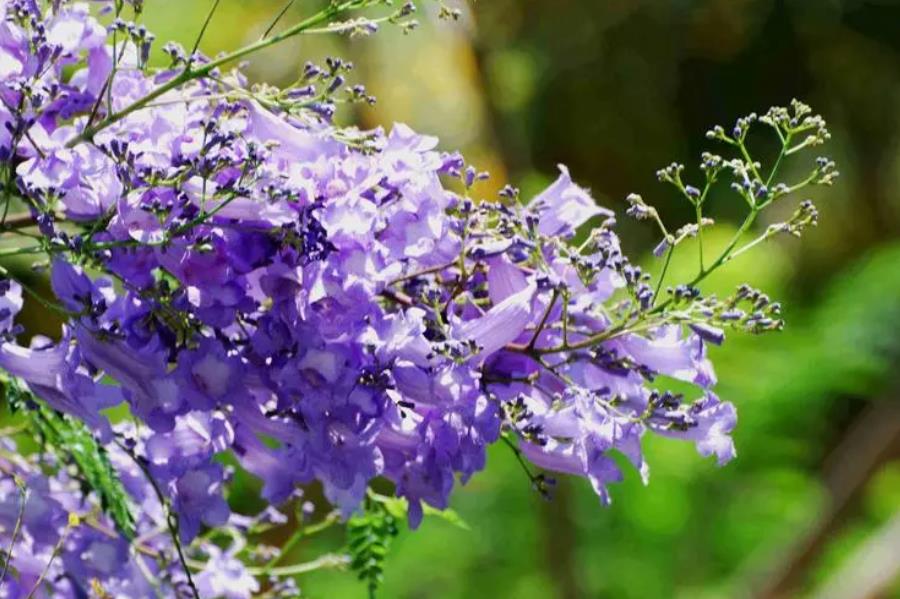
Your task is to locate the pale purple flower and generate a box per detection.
[649,392,737,465]
[456,281,536,359]
[172,463,230,542]
[18,143,122,221]
[195,546,259,599]
[530,165,613,237]
[0,0,762,588]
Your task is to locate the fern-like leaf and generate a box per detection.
[346,498,399,599]
[3,376,136,539]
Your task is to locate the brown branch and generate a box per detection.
[379,288,414,307]
[1,213,36,230]
[810,510,900,599]
[748,397,900,599]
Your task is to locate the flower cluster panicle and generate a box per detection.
[0,1,836,597]
[634,99,837,320]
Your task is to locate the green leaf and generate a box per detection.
[369,492,470,530]
[346,498,398,599]
[422,503,470,531]
[371,494,408,520]
[2,375,136,539]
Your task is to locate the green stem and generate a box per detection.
[526,196,763,357]
[249,553,350,578]
[189,0,222,63]
[259,511,341,576]
[500,433,542,489]
[695,201,704,271]
[262,0,297,40]
[727,227,776,262]
[68,0,374,147]
[647,129,795,316]
[0,480,26,593]
[766,132,792,188]
[737,139,763,182]
[0,264,73,317]
[1,166,15,229]
[0,244,46,257]
[654,245,674,303]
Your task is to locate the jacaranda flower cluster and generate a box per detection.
[0,1,836,596]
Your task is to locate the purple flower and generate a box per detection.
[649,392,737,465]
[231,422,299,505]
[530,165,613,237]
[18,144,122,221]
[171,463,230,542]
[0,1,775,586]
[195,546,259,599]
[515,386,646,504]
[689,322,726,346]
[50,257,113,312]
[75,326,182,432]
[616,325,717,388]
[0,336,120,439]
[486,254,529,304]
[111,190,167,244]
[174,339,243,410]
[244,100,340,164]
[456,281,536,359]
[61,526,131,584]
[0,279,23,334]
[146,411,234,478]
[46,3,106,57]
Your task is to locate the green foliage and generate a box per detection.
[371,493,470,530]
[421,503,470,530]
[4,2,897,597]
[2,376,136,539]
[347,497,399,598]
[343,493,470,596]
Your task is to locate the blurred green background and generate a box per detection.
[47,1,900,597]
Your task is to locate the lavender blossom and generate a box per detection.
[0,1,836,595]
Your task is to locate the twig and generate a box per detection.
[527,288,559,350]
[0,479,27,592]
[0,213,36,231]
[261,0,296,39]
[259,511,341,576]
[69,0,377,147]
[249,553,350,577]
[188,0,223,67]
[26,514,76,599]
[653,245,674,305]
[115,440,200,599]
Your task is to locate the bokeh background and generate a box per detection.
[26,1,900,597]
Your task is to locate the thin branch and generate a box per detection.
[0,480,27,592]
[748,399,900,598]
[695,201,705,271]
[261,0,296,40]
[0,213,36,231]
[653,245,674,305]
[188,0,223,65]
[527,288,559,350]
[259,511,341,576]
[115,440,200,599]
[500,433,542,488]
[387,262,456,286]
[69,0,375,147]
[25,516,74,599]
[811,511,900,599]
[249,553,350,577]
